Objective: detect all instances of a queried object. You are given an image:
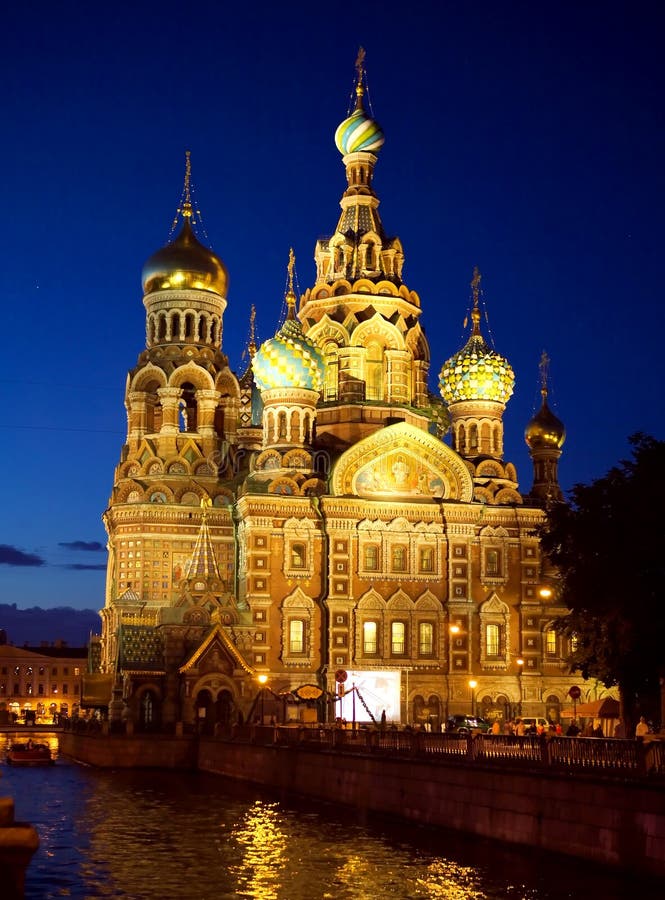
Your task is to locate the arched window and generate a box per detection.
[365,340,384,401]
[290,543,306,569]
[323,342,339,402]
[419,547,434,573]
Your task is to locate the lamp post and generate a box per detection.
[257,674,268,724]
[469,679,478,716]
[516,657,524,716]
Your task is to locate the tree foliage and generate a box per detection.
[540,434,665,721]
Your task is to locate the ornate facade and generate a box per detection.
[87,57,588,732]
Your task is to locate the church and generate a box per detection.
[85,54,581,732]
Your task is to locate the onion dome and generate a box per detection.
[334,48,385,155]
[525,352,565,449]
[142,215,228,296]
[252,251,324,393]
[525,398,566,449]
[141,152,228,296]
[439,268,515,405]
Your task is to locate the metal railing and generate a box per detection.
[227,725,665,779]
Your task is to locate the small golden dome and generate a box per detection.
[142,217,228,297]
[525,396,566,450]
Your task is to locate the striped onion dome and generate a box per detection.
[335,107,385,155]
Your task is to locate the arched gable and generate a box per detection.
[357,589,385,610]
[351,313,405,350]
[331,422,474,501]
[414,590,442,612]
[306,315,350,348]
[168,361,215,391]
[386,589,414,611]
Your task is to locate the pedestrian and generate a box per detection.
[635,716,649,738]
[614,721,625,738]
[593,722,604,738]
[566,720,580,736]
[491,720,500,735]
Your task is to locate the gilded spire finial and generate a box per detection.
[182,149,193,218]
[354,46,366,109]
[539,350,550,399]
[470,266,482,334]
[285,248,297,319]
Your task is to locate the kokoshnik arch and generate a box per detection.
[85,52,595,732]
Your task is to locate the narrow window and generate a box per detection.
[364,545,379,571]
[391,621,406,655]
[392,546,407,572]
[291,543,306,569]
[419,622,434,656]
[419,547,434,573]
[486,549,500,576]
[363,621,377,654]
[486,623,500,656]
[545,629,557,655]
[289,619,304,653]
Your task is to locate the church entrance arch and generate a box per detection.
[214,689,234,728]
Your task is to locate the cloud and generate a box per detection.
[58,541,105,552]
[0,544,46,567]
[60,563,107,571]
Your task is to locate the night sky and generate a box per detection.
[1,1,663,612]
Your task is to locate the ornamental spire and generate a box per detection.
[470,266,482,335]
[539,349,550,400]
[247,305,257,358]
[285,248,297,321]
[354,46,366,110]
[184,498,221,582]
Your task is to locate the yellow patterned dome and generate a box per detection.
[525,395,566,449]
[439,268,514,406]
[440,333,514,405]
[253,310,324,393]
[142,216,228,297]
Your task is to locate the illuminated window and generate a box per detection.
[364,545,379,571]
[419,547,434,573]
[291,543,306,569]
[419,622,434,656]
[391,621,406,655]
[392,546,407,572]
[363,621,378,654]
[570,634,579,653]
[289,619,304,654]
[486,624,500,657]
[545,629,557,655]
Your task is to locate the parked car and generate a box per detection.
[446,714,491,734]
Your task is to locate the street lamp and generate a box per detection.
[258,674,268,724]
[516,657,524,716]
[469,679,478,716]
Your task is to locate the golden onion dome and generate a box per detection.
[525,395,566,450]
[142,216,228,297]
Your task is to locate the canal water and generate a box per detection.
[0,733,656,899]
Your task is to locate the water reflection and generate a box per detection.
[0,745,658,900]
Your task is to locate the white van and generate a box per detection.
[521,717,549,732]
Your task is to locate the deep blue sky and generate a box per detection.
[1,1,663,612]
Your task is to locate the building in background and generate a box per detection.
[0,641,87,724]
[86,55,605,732]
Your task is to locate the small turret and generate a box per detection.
[525,352,565,502]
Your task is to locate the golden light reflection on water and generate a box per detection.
[230,800,289,899]
[418,859,487,898]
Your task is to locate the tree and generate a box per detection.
[540,434,665,731]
